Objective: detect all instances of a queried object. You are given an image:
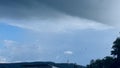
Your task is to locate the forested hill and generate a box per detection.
[0,62,86,68]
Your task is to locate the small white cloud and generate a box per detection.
[64,51,73,55]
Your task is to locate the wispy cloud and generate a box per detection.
[1,15,113,33]
[3,40,17,47]
[0,40,45,62]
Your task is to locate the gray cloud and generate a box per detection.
[0,0,118,32]
[1,0,120,25]
[40,0,120,26]
[0,0,62,19]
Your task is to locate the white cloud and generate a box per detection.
[64,51,73,55]
[0,15,113,33]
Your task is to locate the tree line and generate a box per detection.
[86,36,120,68]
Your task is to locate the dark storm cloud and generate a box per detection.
[0,0,61,19]
[0,0,120,26]
[0,0,30,19]
[39,0,120,25]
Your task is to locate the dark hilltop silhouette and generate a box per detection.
[0,62,85,68]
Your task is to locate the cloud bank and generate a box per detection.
[0,0,114,33]
[40,0,120,26]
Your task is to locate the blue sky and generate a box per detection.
[0,23,26,41]
[0,22,118,65]
[0,0,120,65]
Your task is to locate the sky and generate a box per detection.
[0,0,120,65]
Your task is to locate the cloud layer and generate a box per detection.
[0,0,114,32]
[40,0,120,26]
